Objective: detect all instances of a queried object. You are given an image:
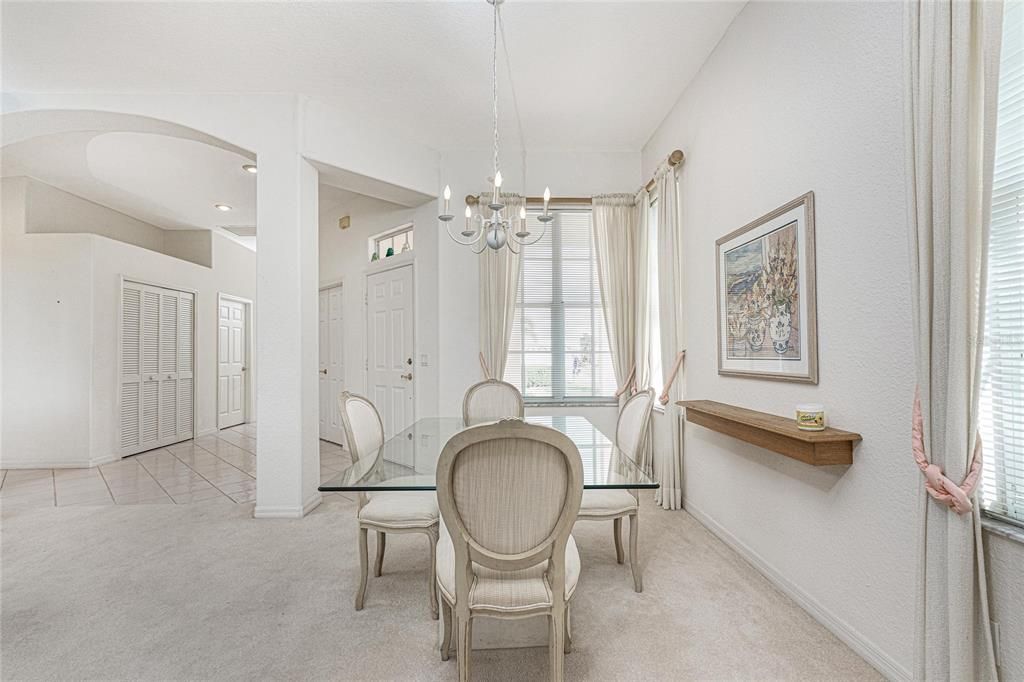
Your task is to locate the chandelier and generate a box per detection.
[439,0,551,253]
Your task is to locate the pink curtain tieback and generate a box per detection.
[615,365,637,398]
[658,350,686,406]
[478,352,492,380]
[912,388,983,515]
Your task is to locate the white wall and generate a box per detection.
[19,177,213,266]
[1,176,256,467]
[642,2,1024,679]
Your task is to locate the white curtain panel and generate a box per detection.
[654,167,683,511]
[633,192,652,473]
[904,1,1003,679]
[592,194,640,402]
[633,192,652,403]
[478,193,524,380]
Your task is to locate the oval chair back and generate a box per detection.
[437,418,582,575]
[338,391,385,464]
[615,388,655,464]
[461,379,525,426]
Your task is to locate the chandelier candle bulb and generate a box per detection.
[443,184,451,214]
[795,404,826,431]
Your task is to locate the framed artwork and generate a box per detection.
[716,192,818,383]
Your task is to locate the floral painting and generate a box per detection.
[716,192,818,383]
[724,222,801,360]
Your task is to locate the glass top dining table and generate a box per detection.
[318,415,659,492]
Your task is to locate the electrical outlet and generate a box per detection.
[991,620,1002,668]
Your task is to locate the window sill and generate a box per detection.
[982,513,1024,545]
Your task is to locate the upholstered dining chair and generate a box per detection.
[461,378,524,426]
[576,388,654,593]
[338,391,439,619]
[435,419,584,682]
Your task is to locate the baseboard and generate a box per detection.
[0,454,117,469]
[683,498,911,682]
[253,492,322,519]
[195,428,218,438]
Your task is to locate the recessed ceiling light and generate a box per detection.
[215,204,233,212]
[242,164,257,174]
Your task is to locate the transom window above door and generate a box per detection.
[369,223,414,260]
[503,207,616,403]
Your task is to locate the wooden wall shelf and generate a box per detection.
[677,400,861,466]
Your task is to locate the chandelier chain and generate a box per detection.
[492,1,500,181]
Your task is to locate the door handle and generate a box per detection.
[241,366,247,372]
[320,369,328,375]
[400,372,413,381]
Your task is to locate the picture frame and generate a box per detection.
[716,192,818,383]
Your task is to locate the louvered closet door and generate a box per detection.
[120,282,195,457]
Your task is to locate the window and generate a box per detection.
[504,207,616,402]
[369,223,413,260]
[980,0,1024,526]
[647,197,664,399]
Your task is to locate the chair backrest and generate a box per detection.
[436,420,583,580]
[338,391,385,463]
[462,379,525,426]
[615,388,655,462]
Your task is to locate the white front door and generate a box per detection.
[366,264,414,439]
[217,297,247,429]
[318,284,345,445]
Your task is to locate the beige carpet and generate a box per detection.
[1,492,880,680]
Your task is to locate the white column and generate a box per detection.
[254,147,321,518]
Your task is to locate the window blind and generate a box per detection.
[980,0,1024,525]
[504,208,616,401]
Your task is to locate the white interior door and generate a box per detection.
[217,297,247,429]
[366,265,415,439]
[318,284,345,444]
[120,281,194,456]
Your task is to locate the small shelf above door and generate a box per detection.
[677,400,861,466]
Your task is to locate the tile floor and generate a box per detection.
[0,423,348,509]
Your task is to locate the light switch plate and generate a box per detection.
[420,354,429,367]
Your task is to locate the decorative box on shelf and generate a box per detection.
[677,400,861,466]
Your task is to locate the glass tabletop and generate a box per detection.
[318,415,659,492]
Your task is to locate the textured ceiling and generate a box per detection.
[1,1,743,151]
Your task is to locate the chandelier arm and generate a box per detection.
[512,221,547,247]
[446,221,485,246]
[505,236,521,255]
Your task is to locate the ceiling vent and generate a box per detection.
[221,225,256,237]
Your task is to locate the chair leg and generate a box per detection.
[440,599,453,662]
[374,531,386,577]
[355,527,369,610]
[457,613,472,682]
[550,610,566,681]
[629,513,642,593]
[427,527,439,620]
[612,517,624,564]
[564,603,572,654]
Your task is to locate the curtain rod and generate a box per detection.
[644,149,685,193]
[464,195,591,206]
[460,148,683,206]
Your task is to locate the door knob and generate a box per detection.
[320,369,328,375]
[400,372,413,380]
